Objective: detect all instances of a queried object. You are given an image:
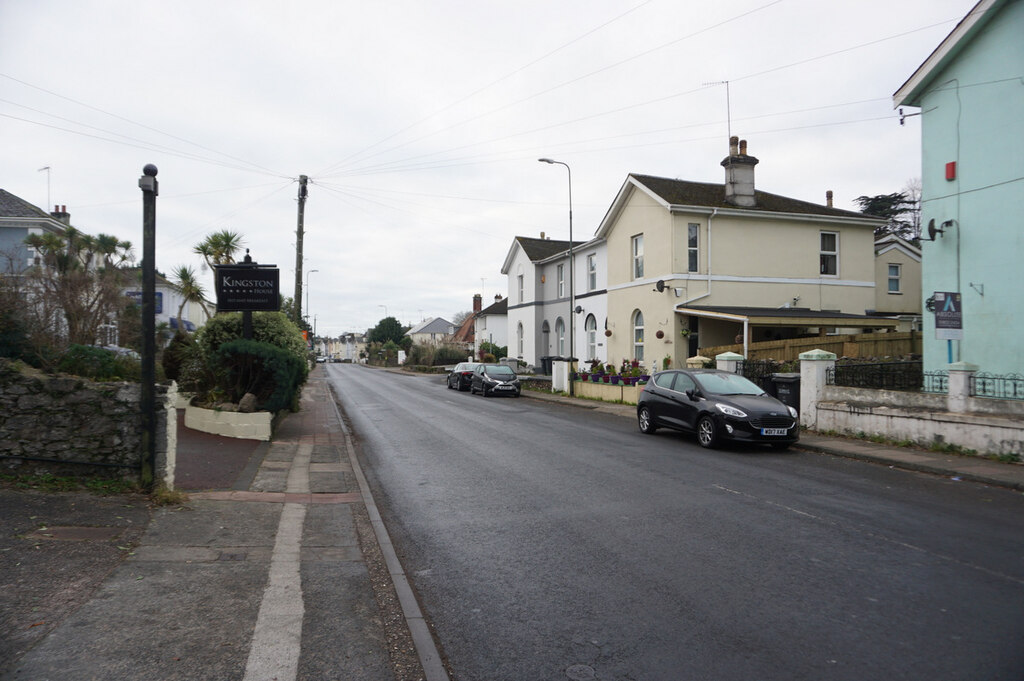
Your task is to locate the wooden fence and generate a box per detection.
[699,331,921,363]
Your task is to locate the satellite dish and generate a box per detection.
[655,280,666,292]
[927,218,944,240]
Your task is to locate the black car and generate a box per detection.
[470,363,521,397]
[636,369,798,450]
[447,362,481,391]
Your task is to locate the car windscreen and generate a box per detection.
[694,372,764,396]
[485,366,516,377]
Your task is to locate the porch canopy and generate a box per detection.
[675,305,899,357]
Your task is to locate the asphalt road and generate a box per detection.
[327,363,1024,681]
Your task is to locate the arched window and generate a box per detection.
[517,322,524,357]
[585,314,597,360]
[541,320,551,353]
[555,318,565,356]
[632,310,644,361]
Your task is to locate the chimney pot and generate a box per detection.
[540,231,545,240]
[495,294,502,301]
[826,190,834,208]
[729,136,739,156]
[739,140,747,155]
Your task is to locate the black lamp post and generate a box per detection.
[538,158,575,396]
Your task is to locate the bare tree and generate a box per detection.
[22,227,134,347]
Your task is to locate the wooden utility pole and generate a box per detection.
[138,164,158,489]
[293,175,308,326]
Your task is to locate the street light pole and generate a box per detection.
[305,269,319,320]
[538,158,575,396]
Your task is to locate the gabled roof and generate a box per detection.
[1,189,51,218]
[501,235,586,274]
[596,174,879,238]
[874,234,922,262]
[451,315,475,344]
[407,317,454,335]
[477,296,508,317]
[894,0,1004,107]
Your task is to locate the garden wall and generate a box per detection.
[0,359,176,486]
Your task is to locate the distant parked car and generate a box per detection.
[636,369,798,450]
[315,356,327,363]
[447,362,481,391]
[470,363,521,397]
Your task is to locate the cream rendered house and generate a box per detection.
[872,234,922,330]
[596,138,896,371]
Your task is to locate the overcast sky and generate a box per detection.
[0,0,975,336]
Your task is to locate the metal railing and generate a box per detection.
[971,373,1024,401]
[827,361,925,392]
[922,371,948,394]
[737,359,786,392]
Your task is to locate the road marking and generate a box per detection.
[243,443,311,681]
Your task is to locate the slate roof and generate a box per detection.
[407,317,454,335]
[630,175,869,220]
[478,296,508,317]
[0,189,56,219]
[515,236,585,262]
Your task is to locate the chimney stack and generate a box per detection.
[473,293,482,313]
[50,205,71,225]
[826,190,834,208]
[495,294,503,302]
[721,137,759,208]
[540,231,545,240]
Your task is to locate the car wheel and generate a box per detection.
[447,377,454,389]
[697,415,719,449]
[638,406,657,434]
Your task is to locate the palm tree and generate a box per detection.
[170,265,210,328]
[193,230,244,271]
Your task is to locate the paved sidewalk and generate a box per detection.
[2,373,429,681]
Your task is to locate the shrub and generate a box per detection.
[212,339,306,412]
[479,342,507,360]
[196,312,307,366]
[190,312,308,406]
[162,332,193,382]
[57,344,141,381]
[434,344,469,365]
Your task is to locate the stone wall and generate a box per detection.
[0,359,176,485]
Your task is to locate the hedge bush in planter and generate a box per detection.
[213,339,306,413]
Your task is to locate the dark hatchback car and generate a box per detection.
[637,369,799,450]
[470,363,521,397]
[447,362,481,391]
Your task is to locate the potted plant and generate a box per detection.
[610,374,621,385]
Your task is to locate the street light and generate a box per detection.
[538,158,575,396]
[305,269,319,320]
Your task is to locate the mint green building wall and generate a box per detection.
[916,0,1024,376]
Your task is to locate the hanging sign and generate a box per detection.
[215,264,280,312]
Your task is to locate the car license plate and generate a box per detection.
[496,385,513,390]
[761,428,788,436]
